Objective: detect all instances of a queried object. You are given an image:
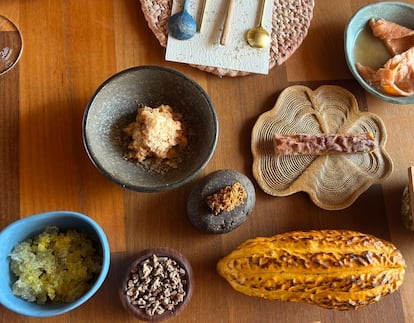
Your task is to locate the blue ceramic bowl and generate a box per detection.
[344,2,414,104]
[83,65,218,192]
[0,211,110,317]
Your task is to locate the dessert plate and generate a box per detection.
[251,85,393,210]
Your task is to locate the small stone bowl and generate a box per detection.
[119,248,193,322]
[83,65,218,192]
[187,169,256,234]
[344,1,414,104]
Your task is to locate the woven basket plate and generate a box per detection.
[139,0,315,77]
[251,85,394,210]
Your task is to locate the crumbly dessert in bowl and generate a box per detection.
[82,65,218,192]
[123,104,188,173]
[0,211,110,318]
[119,248,193,322]
[187,169,256,234]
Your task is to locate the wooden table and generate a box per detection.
[1,1,414,322]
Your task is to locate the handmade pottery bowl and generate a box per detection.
[119,247,193,322]
[187,169,256,234]
[83,65,218,192]
[0,211,110,317]
[344,1,414,104]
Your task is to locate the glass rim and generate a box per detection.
[0,14,23,76]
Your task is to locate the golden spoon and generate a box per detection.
[246,0,271,48]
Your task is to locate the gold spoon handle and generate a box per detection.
[220,0,235,45]
[258,0,266,27]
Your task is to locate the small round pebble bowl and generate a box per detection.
[119,248,193,322]
[83,65,219,192]
[187,169,256,234]
[0,211,110,318]
[344,1,414,104]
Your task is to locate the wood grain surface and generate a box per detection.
[1,1,414,322]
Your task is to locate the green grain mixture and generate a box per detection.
[9,226,102,304]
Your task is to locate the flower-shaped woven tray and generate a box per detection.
[139,0,315,77]
[251,85,394,210]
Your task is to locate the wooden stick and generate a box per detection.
[220,0,235,45]
[408,166,414,219]
[199,0,208,33]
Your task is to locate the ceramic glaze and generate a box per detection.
[167,0,196,40]
[82,66,218,192]
[0,211,110,318]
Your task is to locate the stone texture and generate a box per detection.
[187,169,255,234]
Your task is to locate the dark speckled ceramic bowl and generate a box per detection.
[82,66,218,192]
[344,2,414,104]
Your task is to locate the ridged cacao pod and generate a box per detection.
[216,230,405,310]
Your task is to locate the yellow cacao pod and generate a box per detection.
[217,230,405,310]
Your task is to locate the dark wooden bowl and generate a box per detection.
[119,247,194,322]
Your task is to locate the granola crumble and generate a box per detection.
[205,182,247,215]
[123,104,187,172]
